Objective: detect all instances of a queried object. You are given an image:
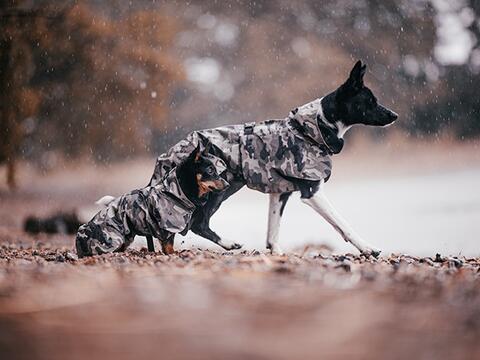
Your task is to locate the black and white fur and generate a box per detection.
[265,61,397,256]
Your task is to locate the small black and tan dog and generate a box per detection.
[152,144,229,253]
[81,143,229,256]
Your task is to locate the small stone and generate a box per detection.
[448,258,463,269]
[423,258,435,266]
[273,265,292,274]
[65,252,78,261]
[335,262,351,272]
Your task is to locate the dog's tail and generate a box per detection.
[95,195,116,207]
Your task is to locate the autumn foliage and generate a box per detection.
[0,2,182,186]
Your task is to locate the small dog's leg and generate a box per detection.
[191,222,242,250]
[301,184,380,257]
[266,192,291,255]
[161,234,175,255]
[146,235,155,252]
[190,183,244,251]
[205,228,242,251]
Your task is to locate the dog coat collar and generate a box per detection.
[161,168,196,210]
[288,97,344,155]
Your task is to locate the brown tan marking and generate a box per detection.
[196,174,226,197]
[161,237,175,255]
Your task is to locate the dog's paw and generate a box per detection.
[360,247,382,258]
[218,239,243,251]
[269,244,285,256]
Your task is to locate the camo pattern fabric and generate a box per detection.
[239,119,332,193]
[149,127,242,187]
[76,169,195,257]
[287,98,326,146]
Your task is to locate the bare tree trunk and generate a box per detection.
[0,37,18,190]
[6,157,16,189]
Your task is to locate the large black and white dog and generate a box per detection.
[148,60,398,256]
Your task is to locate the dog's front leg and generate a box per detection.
[301,183,380,257]
[190,180,244,251]
[191,218,242,251]
[266,193,291,255]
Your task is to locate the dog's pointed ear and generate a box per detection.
[192,143,202,162]
[350,60,366,79]
[337,60,366,99]
[202,140,212,155]
[348,60,366,88]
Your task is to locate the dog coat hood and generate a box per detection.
[288,97,344,155]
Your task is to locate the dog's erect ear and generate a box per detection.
[349,60,366,82]
[202,140,212,155]
[348,60,367,90]
[337,60,367,99]
[192,143,202,162]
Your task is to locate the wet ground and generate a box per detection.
[1,140,479,359]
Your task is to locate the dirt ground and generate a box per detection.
[1,143,480,360]
[1,245,480,360]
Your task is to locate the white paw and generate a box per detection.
[218,239,242,251]
[270,244,284,256]
[360,246,381,258]
[347,236,381,258]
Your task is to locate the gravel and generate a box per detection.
[1,243,480,360]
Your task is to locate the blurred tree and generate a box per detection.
[412,1,480,138]
[0,1,182,187]
[0,5,41,188]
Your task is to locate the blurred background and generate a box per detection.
[1,0,479,256]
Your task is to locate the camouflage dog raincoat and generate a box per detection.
[76,168,199,257]
[150,98,339,193]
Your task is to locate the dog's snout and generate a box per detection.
[389,110,398,120]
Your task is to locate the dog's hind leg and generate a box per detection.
[300,180,381,257]
[266,192,291,255]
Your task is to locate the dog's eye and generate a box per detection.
[206,166,214,175]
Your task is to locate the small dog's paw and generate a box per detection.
[161,242,175,255]
[218,239,243,251]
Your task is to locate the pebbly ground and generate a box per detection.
[0,242,479,360]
